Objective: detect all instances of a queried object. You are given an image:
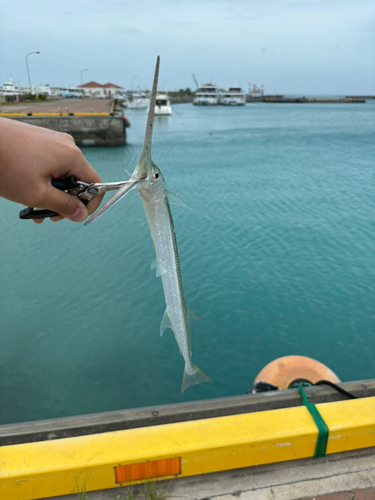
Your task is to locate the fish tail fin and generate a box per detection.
[181,364,212,394]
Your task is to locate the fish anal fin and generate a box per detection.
[166,191,191,210]
[160,309,172,337]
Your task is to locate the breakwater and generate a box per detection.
[0,99,130,146]
[0,113,128,146]
[247,95,367,103]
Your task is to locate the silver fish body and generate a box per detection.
[138,167,212,393]
[86,56,212,393]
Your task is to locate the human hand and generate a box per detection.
[0,117,104,223]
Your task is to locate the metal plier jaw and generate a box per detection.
[19,176,131,220]
[69,180,131,202]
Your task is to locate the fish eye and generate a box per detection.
[155,173,159,179]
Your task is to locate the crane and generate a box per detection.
[192,74,199,88]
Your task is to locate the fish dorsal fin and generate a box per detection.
[186,308,205,356]
[166,191,191,210]
[160,309,172,337]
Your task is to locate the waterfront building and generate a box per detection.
[77,81,125,98]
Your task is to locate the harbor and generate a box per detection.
[1,100,374,499]
[0,99,130,146]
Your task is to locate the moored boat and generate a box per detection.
[220,87,246,105]
[154,93,172,115]
[193,83,220,105]
[0,77,21,98]
[125,92,150,109]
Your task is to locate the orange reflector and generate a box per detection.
[115,457,181,483]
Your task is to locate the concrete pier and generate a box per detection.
[247,95,367,103]
[0,99,130,146]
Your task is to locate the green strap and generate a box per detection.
[290,383,329,458]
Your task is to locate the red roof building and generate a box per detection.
[77,81,125,97]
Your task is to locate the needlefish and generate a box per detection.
[85,56,212,394]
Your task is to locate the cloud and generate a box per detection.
[0,0,374,94]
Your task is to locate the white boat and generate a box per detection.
[0,77,21,97]
[125,92,150,109]
[153,93,172,115]
[220,87,246,106]
[193,83,219,105]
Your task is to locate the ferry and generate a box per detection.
[154,93,172,115]
[193,83,220,105]
[220,87,246,105]
[125,92,150,109]
[0,77,21,97]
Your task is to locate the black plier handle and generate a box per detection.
[19,176,130,220]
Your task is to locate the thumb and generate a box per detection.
[43,187,89,222]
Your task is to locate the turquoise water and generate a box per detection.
[0,102,374,425]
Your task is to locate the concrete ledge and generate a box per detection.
[0,115,126,146]
[41,447,375,500]
[1,379,374,446]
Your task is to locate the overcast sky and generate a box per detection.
[0,0,374,95]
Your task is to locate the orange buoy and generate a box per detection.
[251,355,340,392]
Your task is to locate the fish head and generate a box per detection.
[136,160,165,200]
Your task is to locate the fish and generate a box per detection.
[86,56,212,394]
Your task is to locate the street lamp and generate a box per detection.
[80,69,89,85]
[25,51,40,94]
[131,76,137,90]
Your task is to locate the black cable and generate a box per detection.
[316,380,357,399]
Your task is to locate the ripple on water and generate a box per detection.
[0,102,374,423]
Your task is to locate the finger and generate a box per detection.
[86,192,105,216]
[50,215,64,222]
[42,188,88,222]
[63,148,103,185]
[33,218,44,224]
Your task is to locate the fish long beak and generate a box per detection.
[133,55,160,181]
[84,56,160,225]
[84,179,141,225]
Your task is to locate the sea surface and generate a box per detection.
[0,101,374,425]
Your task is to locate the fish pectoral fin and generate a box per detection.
[150,258,167,277]
[166,191,191,210]
[160,309,172,337]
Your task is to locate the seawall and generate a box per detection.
[0,99,130,146]
[0,114,127,146]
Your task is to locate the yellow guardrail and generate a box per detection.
[0,396,374,499]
